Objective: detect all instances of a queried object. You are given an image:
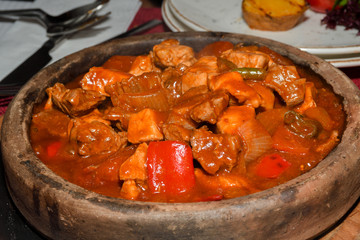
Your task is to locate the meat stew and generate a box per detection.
[30,39,345,203]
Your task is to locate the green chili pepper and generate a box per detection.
[284,111,321,138]
[232,67,267,80]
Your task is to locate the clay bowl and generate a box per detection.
[1,32,360,240]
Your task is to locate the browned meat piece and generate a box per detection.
[103,107,133,130]
[181,56,219,94]
[151,39,196,68]
[127,108,167,144]
[217,105,256,134]
[221,49,272,69]
[264,64,305,106]
[31,108,71,139]
[190,90,229,124]
[171,86,210,119]
[69,113,127,156]
[190,127,241,174]
[295,82,317,114]
[128,55,160,76]
[162,123,193,142]
[209,71,261,108]
[161,67,183,104]
[45,83,106,117]
[80,67,132,96]
[246,81,275,110]
[166,112,197,130]
[119,143,148,181]
[120,180,141,200]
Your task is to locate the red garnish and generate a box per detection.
[256,153,291,179]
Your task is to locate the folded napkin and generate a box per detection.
[0,0,141,81]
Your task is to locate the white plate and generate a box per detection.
[168,0,360,56]
[162,0,195,32]
[324,54,360,68]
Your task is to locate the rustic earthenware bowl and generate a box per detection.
[1,32,360,240]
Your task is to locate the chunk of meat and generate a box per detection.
[45,83,106,117]
[162,123,193,142]
[127,108,167,144]
[217,105,256,135]
[171,86,210,119]
[295,82,317,114]
[80,67,132,96]
[128,55,160,76]
[166,112,197,130]
[181,56,219,94]
[195,168,257,198]
[197,41,234,58]
[316,130,339,156]
[120,179,141,200]
[190,90,229,124]
[69,111,127,156]
[31,108,71,138]
[191,128,242,174]
[151,39,196,68]
[161,67,183,105]
[119,143,148,181]
[264,64,306,106]
[221,49,272,69]
[103,107,133,130]
[246,81,275,110]
[209,71,261,108]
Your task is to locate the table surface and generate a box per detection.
[1,3,360,240]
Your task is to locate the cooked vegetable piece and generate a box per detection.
[272,124,310,154]
[256,153,291,179]
[304,107,334,131]
[102,55,136,72]
[232,67,267,80]
[256,108,288,135]
[147,141,195,195]
[197,41,234,58]
[284,110,320,138]
[235,119,273,163]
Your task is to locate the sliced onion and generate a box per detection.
[115,88,170,112]
[235,119,273,164]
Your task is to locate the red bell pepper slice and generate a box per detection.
[147,141,195,195]
[47,141,62,157]
[256,153,291,179]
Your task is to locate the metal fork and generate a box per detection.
[0,0,109,28]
